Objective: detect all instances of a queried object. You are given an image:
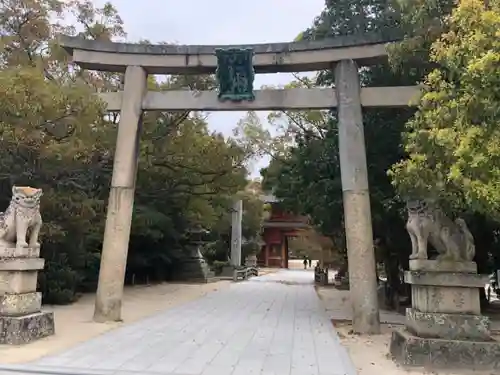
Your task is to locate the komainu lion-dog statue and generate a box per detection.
[0,185,43,249]
[406,200,475,261]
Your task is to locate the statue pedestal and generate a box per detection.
[390,260,500,370]
[0,246,54,345]
[172,246,216,283]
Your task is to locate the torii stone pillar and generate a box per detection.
[335,59,380,334]
[94,66,147,322]
[230,199,243,267]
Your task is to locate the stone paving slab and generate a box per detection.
[0,270,356,375]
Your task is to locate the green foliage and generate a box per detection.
[204,187,265,264]
[388,0,455,70]
[387,0,500,292]
[301,0,401,39]
[0,0,259,303]
[390,0,500,217]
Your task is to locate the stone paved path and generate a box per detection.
[0,270,356,375]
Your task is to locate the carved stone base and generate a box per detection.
[0,257,45,271]
[392,260,497,370]
[0,311,54,345]
[405,270,487,315]
[0,245,40,259]
[390,328,500,370]
[0,292,42,316]
[0,270,39,294]
[409,259,477,273]
[406,308,491,341]
[172,258,216,283]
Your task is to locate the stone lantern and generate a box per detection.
[172,225,214,283]
[187,225,209,246]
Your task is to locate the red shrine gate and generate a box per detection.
[257,195,309,268]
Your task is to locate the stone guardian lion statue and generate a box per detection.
[406,200,475,261]
[0,185,43,249]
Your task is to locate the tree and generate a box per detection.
[388,0,455,68]
[389,0,500,217]
[388,0,500,304]
[0,0,120,302]
[0,0,257,303]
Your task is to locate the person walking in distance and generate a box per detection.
[308,258,312,268]
[303,256,308,269]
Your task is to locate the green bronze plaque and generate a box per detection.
[215,48,255,102]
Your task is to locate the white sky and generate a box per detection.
[90,0,326,176]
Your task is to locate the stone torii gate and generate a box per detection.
[60,33,419,334]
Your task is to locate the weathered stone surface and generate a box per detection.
[409,259,477,273]
[93,65,147,324]
[171,246,215,283]
[390,328,500,370]
[336,59,379,334]
[0,291,41,316]
[9,271,356,375]
[0,186,43,249]
[405,270,488,288]
[0,310,54,344]
[0,257,45,271]
[0,245,40,258]
[0,270,38,294]
[60,31,403,77]
[411,284,480,314]
[101,87,422,112]
[406,308,491,341]
[60,31,402,56]
[394,233,495,369]
[230,200,243,267]
[406,200,475,261]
